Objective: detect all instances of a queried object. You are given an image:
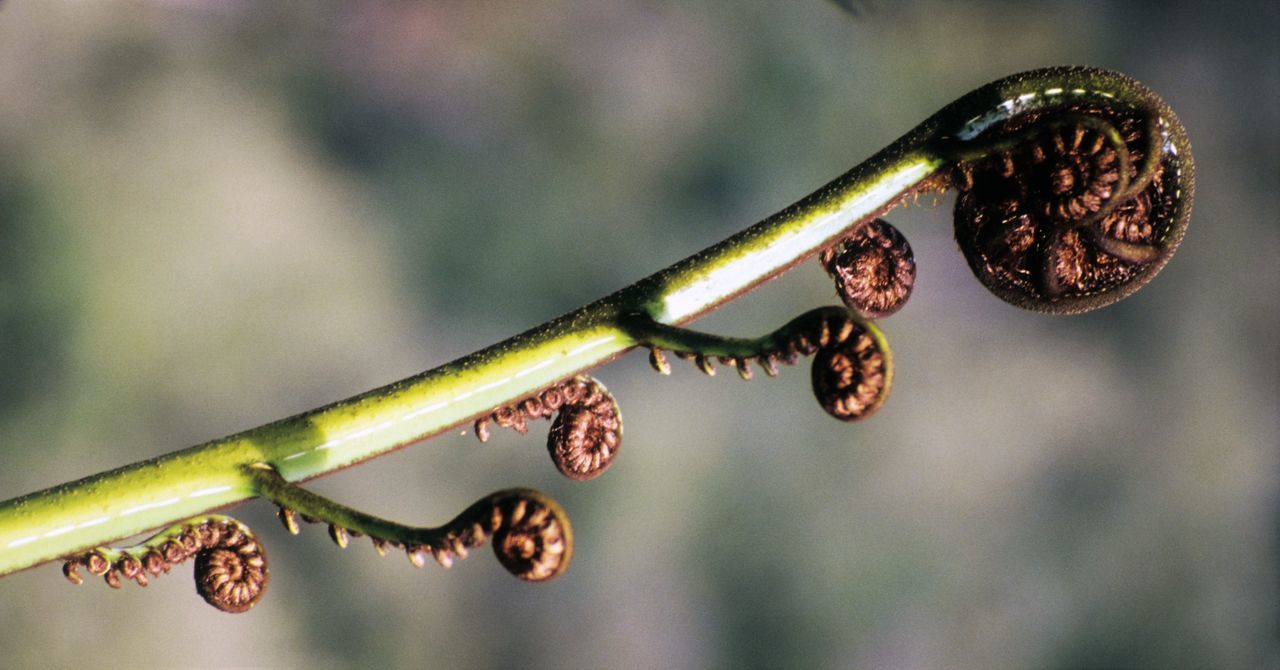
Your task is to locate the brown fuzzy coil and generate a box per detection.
[820,218,916,318]
[953,112,1186,313]
[62,516,268,614]
[810,326,890,422]
[490,494,572,582]
[192,520,268,613]
[475,375,622,481]
[546,377,621,481]
[640,307,894,420]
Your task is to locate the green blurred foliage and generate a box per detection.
[0,1,1275,668]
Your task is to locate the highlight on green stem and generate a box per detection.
[0,66,1193,613]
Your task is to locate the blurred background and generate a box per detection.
[0,1,1274,667]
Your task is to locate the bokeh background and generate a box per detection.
[0,1,1275,668]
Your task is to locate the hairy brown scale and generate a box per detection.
[820,218,916,318]
[953,109,1180,311]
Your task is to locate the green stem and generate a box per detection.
[0,66,1178,578]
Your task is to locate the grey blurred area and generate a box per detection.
[0,1,1275,667]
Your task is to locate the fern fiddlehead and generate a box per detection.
[251,466,571,582]
[626,306,893,421]
[63,515,269,613]
[0,66,1193,613]
[473,375,623,482]
[940,70,1193,312]
[821,218,916,319]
